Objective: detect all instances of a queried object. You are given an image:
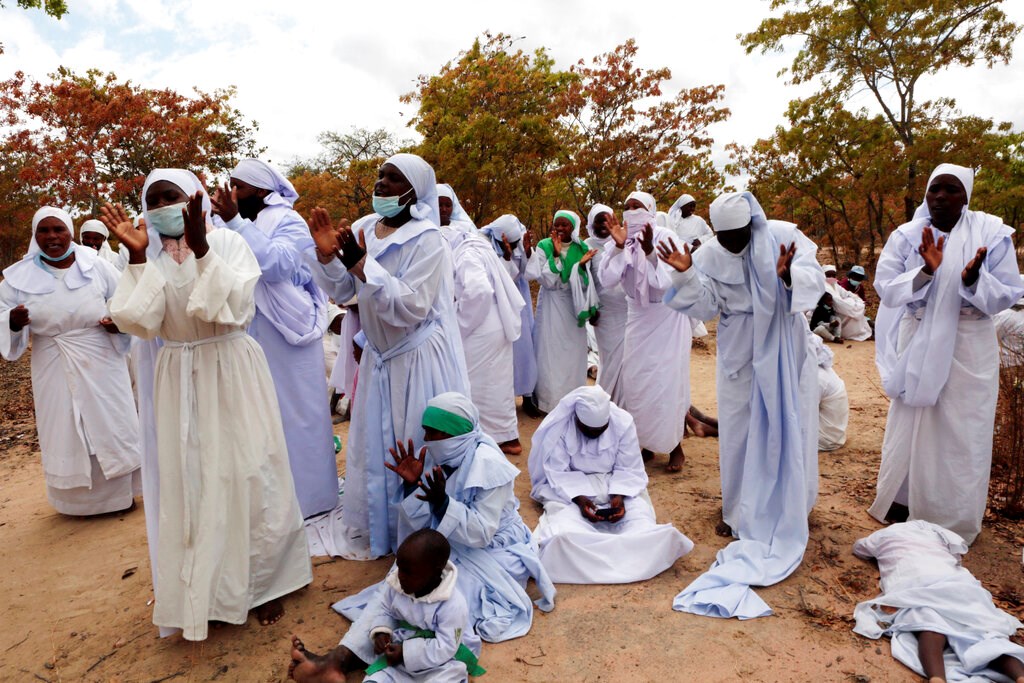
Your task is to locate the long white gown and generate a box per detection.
[226,207,338,519]
[313,216,470,558]
[0,247,141,515]
[529,396,693,584]
[807,331,849,451]
[452,237,524,442]
[664,202,823,619]
[598,227,691,453]
[109,229,312,641]
[586,235,629,403]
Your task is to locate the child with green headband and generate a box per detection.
[526,210,599,413]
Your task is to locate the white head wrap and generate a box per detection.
[435,183,476,229]
[553,209,583,244]
[626,190,657,213]
[656,211,670,228]
[481,214,526,242]
[668,194,697,225]
[231,158,300,208]
[425,391,480,429]
[80,219,109,239]
[709,192,753,232]
[913,163,974,220]
[586,203,614,237]
[383,153,440,227]
[141,169,212,260]
[822,264,836,275]
[27,207,75,257]
[573,385,611,428]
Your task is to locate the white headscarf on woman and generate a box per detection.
[2,207,97,294]
[141,169,214,262]
[436,183,476,230]
[80,219,109,239]
[384,153,440,227]
[481,214,526,249]
[230,158,299,208]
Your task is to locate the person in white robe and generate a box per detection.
[451,231,525,454]
[808,330,849,451]
[324,300,344,379]
[329,297,361,418]
[209,158,337,519]
[103,169,311,641]
[525,209,598,413]
[308,153,470,558]
[994,292,1024,367]
[870,163,1024,546]
[599,191,691,471]
[436,183,475,250]
[480,215,538,405]
[79,218,127,270]
[853,520,1024,682]
[0,207,141,516]
[290,530,483,683]
[585,204,629,403]
[529,385,693,584]
[668,193,714,339]
[334,392,555,649]
[660,191,824,619]
[823,264,872,341]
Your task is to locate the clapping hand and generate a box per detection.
[182,192,209,259]
[919,226,944,276]
[607,214,627,249]
[210,183,239,222]
[9,304,30,332]
[657,237,692,272]
[639,224,654,255]
[416,465,447,507]
[384,439,426,486]
[962,247,987,287]
[100,203,148,263]
[308,208,344,263]
[776,242,796,285]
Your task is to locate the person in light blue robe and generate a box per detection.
[210,158,337,519]
[658,191,824,620]
[333,391,555,656]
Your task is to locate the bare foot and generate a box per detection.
[715,519,733,537]
[641,449,654,464]
[499,439,522,456]
[289,636,348,683]
[666,446,685,473]
[255,598,284,626]
[685,412,708,438]
[884,502,909,524]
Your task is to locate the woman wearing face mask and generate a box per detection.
[328,392,554,674]
[101,169,312,641]
[0,207,141,516]
[307,153,470,560]
[525,210,598,414]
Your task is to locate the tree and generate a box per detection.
[0,67,263,220]
[742,0,1019,219]
[0,0,68,53]
[402,33,575,229]
[555,40,730,215]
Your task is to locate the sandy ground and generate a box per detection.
[2,330,1024,683]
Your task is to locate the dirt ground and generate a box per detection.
[2,330,1024,683]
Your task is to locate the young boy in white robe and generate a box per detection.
[103,169,311,641]
[599,191,691,472]
[333,392,555,649]
[290,529,484,683]
[870,163,1024,545]
[211,158,338,519]
[526,210,598,413]
[660,191,824,619]
[853,520,1024,683]
[528,385,693,584]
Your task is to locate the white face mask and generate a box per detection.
[826,276,838,285]
[623,209,655,234]
[147,203,187,237]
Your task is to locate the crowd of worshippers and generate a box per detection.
[4,155,1024,683]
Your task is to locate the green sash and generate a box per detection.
[536,237,590,287]
[365,620,486,677]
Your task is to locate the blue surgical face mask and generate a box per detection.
[372,188,414,218]
[147,203,187,237]
[38,244,75,262]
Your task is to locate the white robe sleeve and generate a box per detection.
[109,262,168,340]
[0,281,29,361]
[185,238,260,325]
[359,234,448,328]
[608,420,648,498]
[542,436,598,502]
[785,231,826,314]
[526,248,568,289]
[454,253,496,333]
[875,231,933,308]
[227,213,314,284]
[401,598,466,674]
[368,586,400,637]
[400,481,509,549]
[597,244,628,287]
[664,267,722,322]
[313,258,358,306]
[958,233,1022,316]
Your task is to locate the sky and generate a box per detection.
[3,0,1023,189]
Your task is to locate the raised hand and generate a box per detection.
[9,304,30,332]
[337,224,367,271]
[210,183,239,222]
[607,213,627,249]
[657,237,692,272]
[99,316,120,334]
[182,191,209,259]
[308,207,343,263]
[776,241,796,285]
[522,229,534,258]
[962,246,987,287]
[500,234,513,261]
[579,248,598,266]
[384,439,426,485]
[639,224,654,255]
[550,229,563,256]
[100,203,148,261]
[416,465,448,507]
[572,494,601,523]
[919,226,944,276]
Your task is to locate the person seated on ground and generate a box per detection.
[839,264,867,300]
[807,331,848,451]
[810,292,843,343]
[823,264,872,341]
[853,520,1024,683]
[290,529,484,683]
[528,385,694,584]
[333,392,555,647]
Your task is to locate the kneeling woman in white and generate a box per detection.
[529,385,693,584]
[0,207,141,515]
